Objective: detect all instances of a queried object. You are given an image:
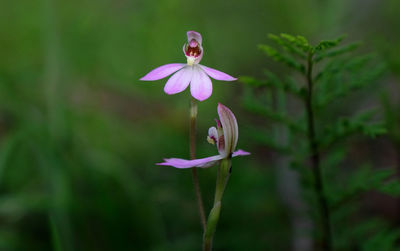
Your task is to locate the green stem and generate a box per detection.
[190,98,207,231]
[396,144,400,224]
[203,158,231,251]
[305,52,332,251]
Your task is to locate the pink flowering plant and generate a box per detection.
[141,31,249,250]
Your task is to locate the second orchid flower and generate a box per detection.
[158,103,250,168]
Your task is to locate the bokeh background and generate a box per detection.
[0,0,400,250]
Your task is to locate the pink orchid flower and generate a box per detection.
[157,103,250,168]
[140,31,237,101]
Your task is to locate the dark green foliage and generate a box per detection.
[314,36,346,53]
[242,33,399,249]
[362,228,400,251]
[258,45,306,73]
[379,179,400,197]
[319,110,386,149]
[314,42,361,62]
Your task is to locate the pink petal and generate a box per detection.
[190,66,213,101]
[208,126,218,144]
[200,65,237,81]
[157,155,223,169]
[232,149,251,157]
[164,67,193,95]
[140,63,185,81]
[187,31,202,45]
[218,103,239,156]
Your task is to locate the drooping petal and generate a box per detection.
[200,65,237,81]
[217,103,239,157]
[140,63,185,81]
[187,31,202,45]
[232,149,251,157]
[190,66,212,101]
[164,66,193,95]
[157,155,223,169]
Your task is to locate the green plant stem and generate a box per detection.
[203,158,231,251]
[305,52,332,251]
[396,144,400,225]
[190,98,207,231]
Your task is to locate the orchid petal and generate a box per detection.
[157,155,223,169]
[200,65,237,81]
[207,126,218,145]
[190,66,212,101]
[217,103,239,157]
[232,149,251,157]
[208,127,218,143]
[140,63,185,81]
[164,67,193,95]
[187,31,202,45]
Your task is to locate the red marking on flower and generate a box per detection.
[185,41,202,58]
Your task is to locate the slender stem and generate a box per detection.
[190,98,207,231]
[396,143,400,225]
[305,52,332,251]
[203,159,231,251]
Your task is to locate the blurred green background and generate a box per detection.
[0,0,399,250]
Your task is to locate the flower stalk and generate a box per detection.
[190,98,207,231]
[305,51,332,251]
[203,158,231,251]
